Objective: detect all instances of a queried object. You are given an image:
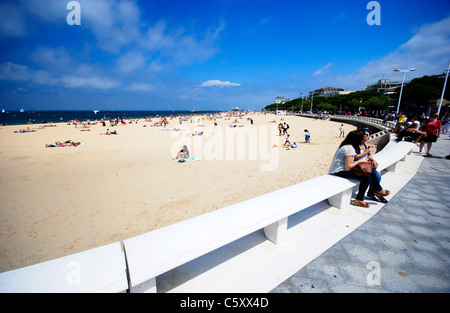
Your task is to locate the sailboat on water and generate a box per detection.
[19,108,24,112]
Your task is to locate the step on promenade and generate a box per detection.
[271,135,450,293]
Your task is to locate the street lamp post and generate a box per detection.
[300,92,303,113]
[393,67,416,114]
[438,61,450,116]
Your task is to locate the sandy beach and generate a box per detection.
[0,113,357,273]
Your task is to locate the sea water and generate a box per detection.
[0,110,217,126]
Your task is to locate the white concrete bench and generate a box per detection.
[123,140,416,293]
[0,242,128,293]
[373,141,415,172]
[123,174,358,292]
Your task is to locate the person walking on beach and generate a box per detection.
[278,123,283,136]
[329,130,390,208]
[304,129,311,143]
[284,133,291,147]
[339,124,345,138]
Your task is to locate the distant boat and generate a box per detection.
[1,108,4,113]
[93,110,100,114]
[19,108,24,112]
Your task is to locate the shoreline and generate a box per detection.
[0,112,357,273]
[0,110,226,127]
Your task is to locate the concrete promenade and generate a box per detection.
[271,135,450,293]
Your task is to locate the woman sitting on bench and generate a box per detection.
[328,130,390,208]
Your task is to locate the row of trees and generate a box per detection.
[265,90,393,114]
[265,74,449,115]
[397,75,449,112]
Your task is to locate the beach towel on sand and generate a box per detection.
[186,157,200,161]
[46,142,85,148]
[178,157,201,163]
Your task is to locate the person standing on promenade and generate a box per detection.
[419,113,442,157]
[441,113,449,134]
[329,130,390,208]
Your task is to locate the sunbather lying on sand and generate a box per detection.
[46,140,83,147]
[14,129,36,133]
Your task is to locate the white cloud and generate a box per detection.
[62,76,120,89]
[29,47,75,73]
[142,20,173,52]
[22,0,64,23]
[0,61,119,90]
[0,61,58,85]
[313,62,333,76]
[0,4,28,39]
[331,16,450,90]
[81,0,142,53]
[200,80,240,87]
[148,59,164,73]
[0,62,32,82]
[0,0,69,39]
[76,0,224,68]
[128,83,154,91]
[32,70,56,85]
[141,20,224,67]
[1,0,223,86]
[115,52,147,73]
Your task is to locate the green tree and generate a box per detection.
[316,102,337,112]
[348,99,362,112]
[364,95,392,111]
[393,75,449,109]
[263,74,450,113]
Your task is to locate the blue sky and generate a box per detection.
[1,0,450,111]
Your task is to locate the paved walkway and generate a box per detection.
[271,135,450,293]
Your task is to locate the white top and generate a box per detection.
[409,120,420,130]
[358,144,370,161]
[329,145,356,174]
